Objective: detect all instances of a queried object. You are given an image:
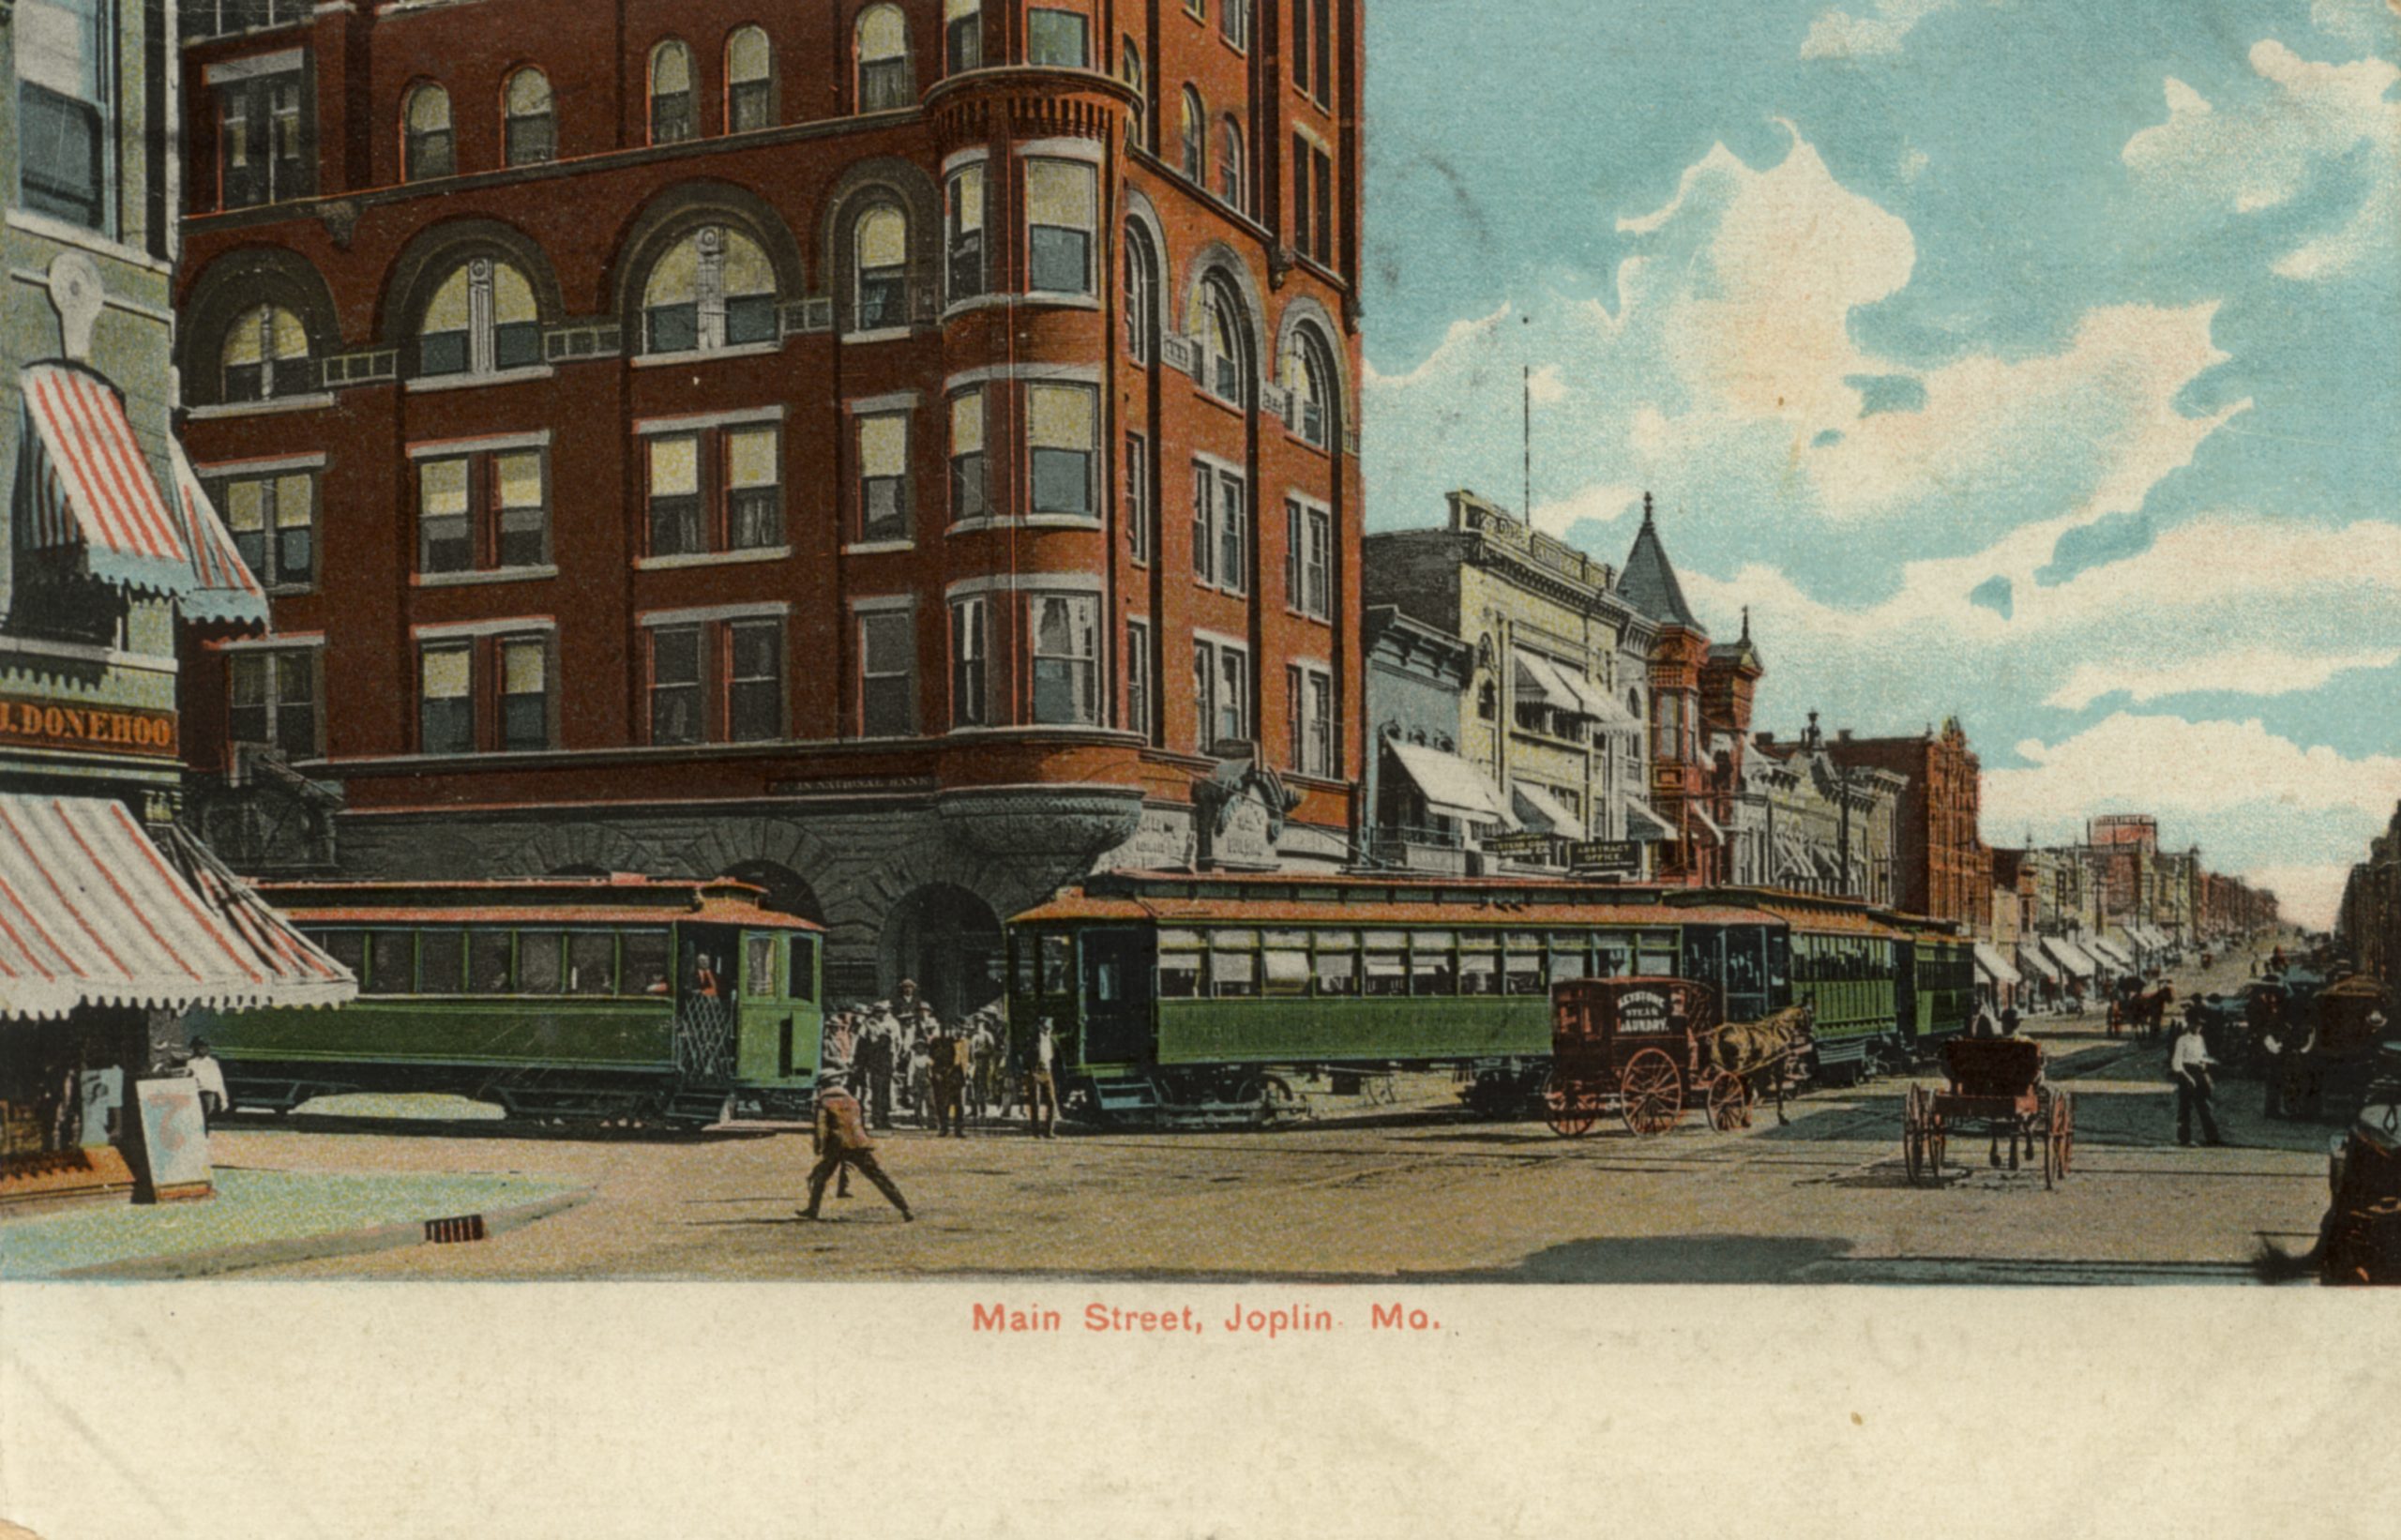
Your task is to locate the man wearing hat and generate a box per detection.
[800,1076,913,1223]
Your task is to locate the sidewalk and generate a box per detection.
[0,1165,589,1280]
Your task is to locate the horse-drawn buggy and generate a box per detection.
[1901,1035,2075,1189]
[2107,981,2175,1042]
[1543,977,1813,1138]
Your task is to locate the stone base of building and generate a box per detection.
[330,786,1350,1019]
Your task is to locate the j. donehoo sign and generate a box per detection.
[0,695,179,759]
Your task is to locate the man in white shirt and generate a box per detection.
[187,1038,230,1127]
[1023,1019,1061,1140]
[2167,1015,2224,1147]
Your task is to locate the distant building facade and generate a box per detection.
[1363,490,1663,878]
[1738,715,1901,906]
[1817,718,1989,929]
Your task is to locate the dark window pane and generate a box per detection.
[494,322,543,370]
[789,936,819,1003]
[420,696,472,754]
[469,931,513,993]
[420,516,471,574]
[725,294,778,345]
[233,528,266,578]
[729,488,782,549]
[505,114,554,166]
[320,929,368,981]
[950,454,986,521]
[567,932,616,995]
[646,304,700,355]
[222,363,264,401]
[948,229,984,301]
[947,17,981,72]
[270,357,314,397]
[861,59,911,111]
[863,676,912,738]
[369,931,413,994]
[1029,227,1090,294]
[406,129,454,181]
[648,497,702,557]
[276,699,316,761]
[1031,448,1091,516]
[502,692,546,752]
[416,929,465,993]
[863,477,906,541]
[498,507,546,569]
[276,525,313,587]
[650,92,694,143]
[729,680,779,742]
[858,271,906,329]
[518,932,565,993]
[729,81,772,132]
[418,331,469,377]
[19,87,104,230]
[623,931,672,996]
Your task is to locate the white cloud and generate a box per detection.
[2044,648,2401,710]
[2310,0,2401,51]
[2122,41,2401,282]
[1529,482,1643,538]
[1800,0,1956,60]
[1986,715,2401,827]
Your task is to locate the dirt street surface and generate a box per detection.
[220,954,2332,1284]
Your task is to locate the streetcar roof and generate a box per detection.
[254,875,823,930]
[1010,892,1776,930]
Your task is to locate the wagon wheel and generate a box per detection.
[2052,1090,2074,1182]
[1542,1067,1596,1139]
[1618,1049,1684,1137]
[1707,1070,1752,1133]
[1903,1088,1925,1185]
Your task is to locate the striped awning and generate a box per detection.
[0,794,355,1021]
[1974,943,2022,988]
[16,363,196,597]
[166,441,270,627]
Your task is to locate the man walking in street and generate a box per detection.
[929,1021,971,1138]
[1024,1019,1061,1140]
[2169,1010,2225,1147]
[799,1078,913,1223]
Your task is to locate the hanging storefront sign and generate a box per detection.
[1570,840,1642,873]
[1481,832,1557,860]
[0,694,178,759]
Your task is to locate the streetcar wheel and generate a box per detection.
[1542,1068,1595,1139]
[1619,1049,1683,1137]
[1707,1072,1751,1133]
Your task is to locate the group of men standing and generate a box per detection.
[820,981,1060,1140]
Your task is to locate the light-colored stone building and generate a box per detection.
[1736,716,1903,906]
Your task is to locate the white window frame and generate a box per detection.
[1027,591,1100,727]
[949,596,989,729]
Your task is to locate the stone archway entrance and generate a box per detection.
[882,884,1005,1021]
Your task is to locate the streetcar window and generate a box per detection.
[1313,943,1360,996]
[465,931,513,989]
[623,930,672,996]
[1010,938,1034,996]
[788,935,819,1004]
[1158,944,1201,999]
[1410,932,1456,996]
[1211,952,1261,997]
[316,929,368,983]
[561,932,612,995]
[1503,933,1543,995]
[1039,934,1073,996]
[519,931,566,994]
[1593,938,1630,979]
[1768,932,1789,992]
[1261,934,1310,997]
[1362,931,1407,996]
[1548,933,1589,986]
[1457,937,1498,996]
[416,929,467,993]
[745,934,778,998]
[1638,931,1677,975]
[369,930,413,995]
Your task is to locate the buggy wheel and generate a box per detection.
[1542,1068,1595,1139]
[1707,1071,1752,1133]
[1619,1049,1684,1137]
[1902,1087,1926,1185]
[2053,1090,2074,1181]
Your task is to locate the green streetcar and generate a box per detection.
[191,876,826,1127]
[1006,872,1976,1122]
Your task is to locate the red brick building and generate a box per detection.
[1616,500,1759,887]
[172,0,1367,1009]
[1816,719,1991,929]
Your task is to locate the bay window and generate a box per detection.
[949,389,988,523]
[1030,594,1098,725]
[1026,159,1096,295]
[949,596,988,728]
[1027,8,1089,68]
[945,164,986,303]
[1027,384,1096,518]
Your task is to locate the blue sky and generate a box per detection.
[1359,0,2401,926]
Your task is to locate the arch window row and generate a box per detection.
[1119,218,1344,451]
[1176,86,1251,219]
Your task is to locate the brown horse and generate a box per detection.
[1710,1003,1816,1126]
[2130,983,2177,1044]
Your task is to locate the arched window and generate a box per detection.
[727,26,774,131]
[504,68,554,165]
[854,205,909,328]
[1123,219,1158,363]
[650,39,695,143]
[857,6,913,112]
[1283,327,1334,446]
[1217,116,1245,212]
[221,304,310,402]
[1122,41,1146,150]
[419,258,543,378]
[642,226,778,355]
[1191,278,1248,404]
[944,0,981,73]
[403,83,453,180]
[1180,87,1205,181]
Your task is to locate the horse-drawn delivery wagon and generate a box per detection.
[1543,976,1813,1138]
[1902,1035,2074,1189]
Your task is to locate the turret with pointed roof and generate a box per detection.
[1618,493,1701,630]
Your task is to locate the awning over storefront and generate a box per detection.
[2041,936,2099,980]
[1689,804,1727,844]
[1772,830,1812,881]
[1511,648,1578,709]
[2088,937,2135,974]
[1974,943,2022,988]
[1384,739,1516,828]
[17,363,271,619]
[1512,781,1586,841]
[2016,944,2062,984]
[1621,796,1673,843]
[0,794,355,1021]
[166,442,270,627]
